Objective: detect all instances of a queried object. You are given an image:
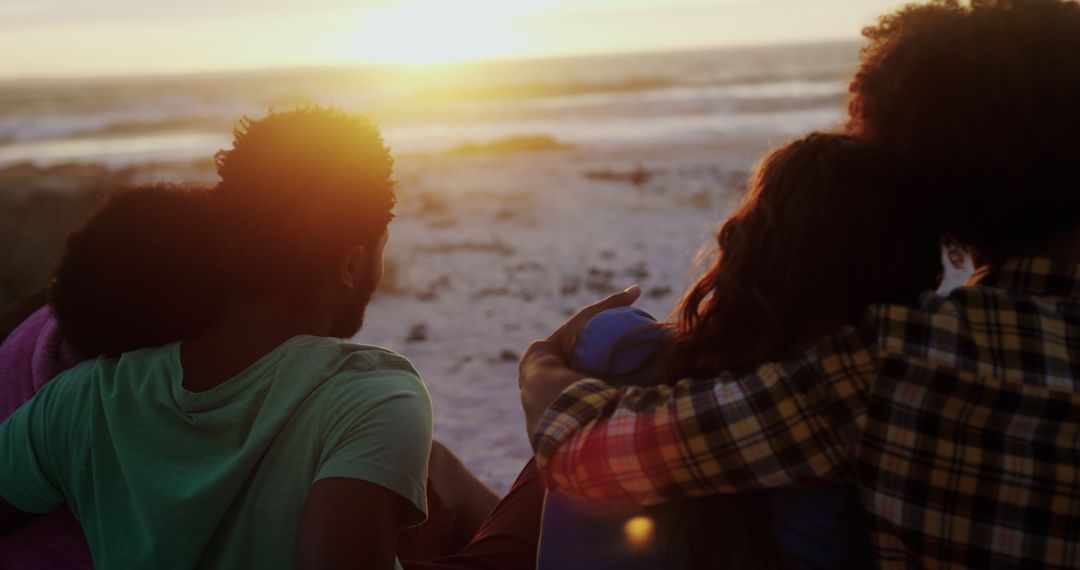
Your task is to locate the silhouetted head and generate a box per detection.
[49,183,223,357]
[848,0,1080,262]
[213,106,397,337]
[668,133,940,379]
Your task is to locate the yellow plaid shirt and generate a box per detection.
[533,257,1080,568]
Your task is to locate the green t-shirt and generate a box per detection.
[0,335,432,569]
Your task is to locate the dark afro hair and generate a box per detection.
[49,183,224,357]
[213,105,397,294]
[848,0,1080,262]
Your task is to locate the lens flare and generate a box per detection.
[623,515,655,547]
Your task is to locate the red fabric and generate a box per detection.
[398,475,457,560]
[402,460,544,570]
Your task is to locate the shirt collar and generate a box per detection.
[978,257,1080,299]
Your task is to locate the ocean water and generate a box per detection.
[0,41,859,168]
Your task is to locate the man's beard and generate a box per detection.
[328,277,377,339]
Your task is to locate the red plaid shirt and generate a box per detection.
[533,257,1080,568]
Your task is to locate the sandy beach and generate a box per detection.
[357,135,795,492]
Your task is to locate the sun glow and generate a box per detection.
[340,0,538,64]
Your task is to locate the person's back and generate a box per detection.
[0,336,430,568]
[858,258,1080,566]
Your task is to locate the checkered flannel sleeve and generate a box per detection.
[532,323,879,504]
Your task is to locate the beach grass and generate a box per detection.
[0,163,109,308]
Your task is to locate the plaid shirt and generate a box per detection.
[533,257,1080,568]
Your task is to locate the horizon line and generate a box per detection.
[0,36,863,86]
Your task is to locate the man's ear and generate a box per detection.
[340,244,368,290]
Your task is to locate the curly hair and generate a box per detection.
[214,106,397,293]
[49,183,224,357]
[848,0,1080,262]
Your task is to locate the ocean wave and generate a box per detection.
[70,115,231,139]
[383,107,843,155]
[407,69,850,103]
[0,41,858,166]
[444,134,572,156]
[0,132,230,168]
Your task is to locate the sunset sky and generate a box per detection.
[0,0,909,79]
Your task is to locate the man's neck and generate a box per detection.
[179,292,335,393]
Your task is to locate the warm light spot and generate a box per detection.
[340,0,538,64]
[624,515,655,547]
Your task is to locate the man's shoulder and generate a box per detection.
[869,283,1079,386]
[873,280,1066,324]
[292,339,431,429]
[870,287,998,348]
[279,335,411,365]
[45,352,124,393]
[286,336,424,392]
[870,286,1002,339]
[30,345,183,411]
[795,287,1008,378]
[13,353,122,426]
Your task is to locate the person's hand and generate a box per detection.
[519,342,588,436]
[519,286,641,436]
[544,285,642,362]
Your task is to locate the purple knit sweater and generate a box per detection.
[0,307,93,570]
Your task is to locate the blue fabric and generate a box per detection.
[570,306,666,384]
[538,492,664,570]
[772,486,874,569]
[539,308,873,570]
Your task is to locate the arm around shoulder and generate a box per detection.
[532,324,878,504]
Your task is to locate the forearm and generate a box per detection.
[298,478,415,570]
[426,441,499,552]
[533,377,751,503]
[532,329,875,503]
[519,344,588,436]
